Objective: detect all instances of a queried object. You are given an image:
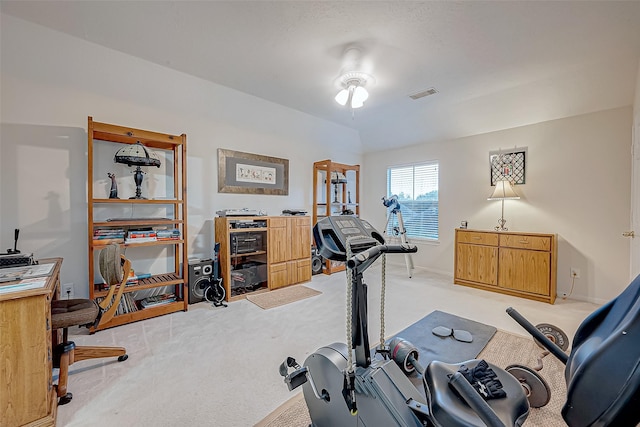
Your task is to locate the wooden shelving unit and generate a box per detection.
[87,117,188,330]
[312,160,360,274]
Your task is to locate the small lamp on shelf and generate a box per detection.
[329,171,347,203]
[488,179,520,231]
[114,141,161,199]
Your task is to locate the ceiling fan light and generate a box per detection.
[335,88,350,106]
[351,86,368,107]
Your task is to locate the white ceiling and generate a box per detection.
[2,1,640,152]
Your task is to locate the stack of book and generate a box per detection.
[125,228,157,244]
[139,293,176,309]
[93,228,125,245]
[154,227,181,241]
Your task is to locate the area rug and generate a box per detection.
[246,285,321,310]
[391,310,497,367]
[255,329,567,427]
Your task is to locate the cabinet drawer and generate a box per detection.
[500,234,552,251]
[270,263,287,273]
[457,230,499,246]
[269,217,288,228]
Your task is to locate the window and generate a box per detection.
[386,161,439,240]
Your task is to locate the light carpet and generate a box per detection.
[246,285,321,309]
[255,329,566,427]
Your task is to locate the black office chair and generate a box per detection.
[51,244,129,405]
[508,273,640,426]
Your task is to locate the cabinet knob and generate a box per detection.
[472,236,481,240]
[518,240,529,244]
[622,231,635,238]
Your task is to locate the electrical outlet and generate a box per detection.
[570,268,581,279]
[61,283,74,299]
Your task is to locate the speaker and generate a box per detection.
[311,247,323,275]
[188,259,214,304]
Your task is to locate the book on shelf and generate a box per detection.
[93,228,126,238]
[127,231,157,238]
[125,229,158,244]
[126,271,152,285]
[93,228,125,236]
[155,228,181,239]
[93,238,125,245]
[125,237,157,244]
[139,293,176,309]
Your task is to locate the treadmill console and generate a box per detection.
[313,216,385,262]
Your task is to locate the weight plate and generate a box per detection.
[506,364,551,408]
[432,326,453,337]
[452,329,473,343]
[535,323,569,351]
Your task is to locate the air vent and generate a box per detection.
[409,87,438,100]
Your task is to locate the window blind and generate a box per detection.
[386,161,439,240]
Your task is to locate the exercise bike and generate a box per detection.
[280,216,529,427]
[280,216,640,427]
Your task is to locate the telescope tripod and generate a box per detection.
[384,209,414,278]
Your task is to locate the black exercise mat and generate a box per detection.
[390,310,497,367]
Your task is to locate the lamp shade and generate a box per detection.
[114,141,161,168]
[329,171,347,184]
[351,86,368,108]
[335,84,368,109]
[335,88,350,106]
[488,179,520,200]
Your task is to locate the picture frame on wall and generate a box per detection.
[218,148,289,195]
[490,149,526,185]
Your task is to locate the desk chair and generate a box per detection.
[52,243,130,405]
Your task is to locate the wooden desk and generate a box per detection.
[0,258,62,427]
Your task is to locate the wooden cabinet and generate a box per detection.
[312,159,360,274]
[454,229,557,304]
[87,118,188,330]
[215,216,312,301]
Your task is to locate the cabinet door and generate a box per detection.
[291,217,311,259]
[498,248,550,295]
[269,262,289,289]
[269,220,290,264]
[296,258,312,283]
[455,243,498,285]
[1,295,51,425]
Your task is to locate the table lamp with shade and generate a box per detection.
[329,171,347,204]
[488,179,520,231]
[114,141,161,199]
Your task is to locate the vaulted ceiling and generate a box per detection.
[2,1,640,152]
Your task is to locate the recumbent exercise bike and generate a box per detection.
[280,216,640,426]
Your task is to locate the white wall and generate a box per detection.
[0,14,362,297]
[362,107,632,304]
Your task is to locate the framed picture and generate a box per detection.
[218,148,289,195]
[490,149,526,185]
